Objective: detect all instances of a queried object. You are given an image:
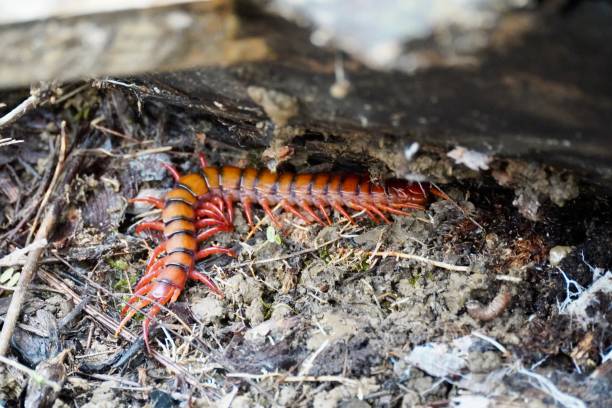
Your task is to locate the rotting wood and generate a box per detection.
[0,0,269,89]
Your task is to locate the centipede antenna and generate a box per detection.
[162,163,181,182]
[418,181,426,196]
[430,181,450,200]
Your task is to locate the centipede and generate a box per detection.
[119,154,445,350]
[116,162,235,351]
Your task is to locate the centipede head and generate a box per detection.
[385,179,433,210]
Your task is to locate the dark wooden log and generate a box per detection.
[110,2,612,185]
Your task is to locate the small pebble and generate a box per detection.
[549,245,572,266]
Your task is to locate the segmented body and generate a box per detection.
[116,164,234,351]
[193,160,441,227]
[119,156,443,351]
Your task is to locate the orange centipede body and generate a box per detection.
[192,154,444,228]
[117,163,234,351]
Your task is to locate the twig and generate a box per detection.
[91,122,139,142]
[226,372,359,386]
[0,138,24,148]
[0,239,47,267]
[367,250,470,272]
[0,95,39,129]
[0,202,59,356]
[517,365,586,408]
[0,355,61,392]
[471,331,508,355]
[0,145,55,241]
[298,339,330,376]
[58,296,90,330]
[26,123,67,244]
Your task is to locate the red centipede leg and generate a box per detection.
[195,246,235,260]
[300,201,324,225]
[195,218,225,228]
[120,283,153,315]
[135,221,165,235]
[116,297,152,335]
[189,270,223,297]
[197,202,225,220]
[162,163,180,182]
[195,208,222,220]
[348,202,379,223]
[260,199,282,228]
[429,185,449,200]
[142,290,176,353]
[196,226,227,242]
[133,268,162,293]
[401,203,427,211]
[211,196,225,212]
[316,200,333,225]
[129,197,165,209]
[331,202,355,224]
[199,153,208,169]
[134,258,166,291]
[224,197,234,224]
[377,204,414,217]
[243,198,255,226]
[145,242,166,272]
[143,304,160,353]
[361,203,391,223]
[280,200,311,224]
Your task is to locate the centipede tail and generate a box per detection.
[118,164,235,352]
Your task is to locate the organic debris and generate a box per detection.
[0,81,609,407]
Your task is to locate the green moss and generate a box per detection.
[319,247,331,264]
[107,258,129,272]
[261,298,273,320]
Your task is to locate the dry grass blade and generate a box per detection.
[26,123,67,244]
[0,138,24,147]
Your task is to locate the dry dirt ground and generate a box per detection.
[0,85,610,407]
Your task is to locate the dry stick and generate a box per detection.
[368,250,470,272]
[0,95,39,129]
[226,372,359,386]
[0,239,47,267]
[26,125,67,244]
[0,202,60,356]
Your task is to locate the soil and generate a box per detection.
[0,84,610,407]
